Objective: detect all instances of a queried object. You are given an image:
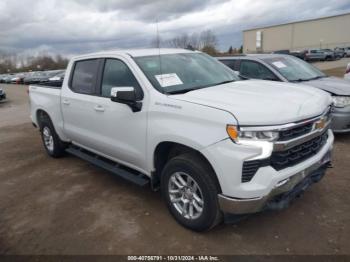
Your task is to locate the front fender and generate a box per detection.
[146,96,237,171]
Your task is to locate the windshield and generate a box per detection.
[262,56,326,82]
[134,53,238,94]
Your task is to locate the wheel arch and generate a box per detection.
[152,141,222,193]
[36,109,51,129]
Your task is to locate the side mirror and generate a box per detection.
[111,87,136,101]
[110,87,142,112]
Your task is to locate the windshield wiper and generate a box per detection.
[167,88,199,95]
[214,80,236,85]
[307,75,327,81]
[291,75,327,82]
[290,78,309,82]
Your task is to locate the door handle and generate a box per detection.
[94,105,105,112]
[62,99,70,105]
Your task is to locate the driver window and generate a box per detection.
[101,59,142,98]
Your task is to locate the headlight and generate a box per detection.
[332,96,350,108]
[226,125,279,143]
[227,125,275,159]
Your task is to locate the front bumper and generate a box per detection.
[218,148,331,214]
[331,106,350,133]
[201,127,333,214]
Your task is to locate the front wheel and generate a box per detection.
[161,153,222,231]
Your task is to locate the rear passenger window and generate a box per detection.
[101,59,142,98]
[71,59,99,94]
[221,60,236,70]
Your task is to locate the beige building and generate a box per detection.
[243,12,350,53]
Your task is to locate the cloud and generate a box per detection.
[0,0,349,56]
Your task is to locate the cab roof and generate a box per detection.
[73,48,196,60]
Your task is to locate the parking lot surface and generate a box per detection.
[0,82,349,255]
[313,57,350,71]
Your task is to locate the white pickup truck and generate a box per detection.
[29,49,334,231]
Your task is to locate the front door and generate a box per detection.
[87,58,148,172]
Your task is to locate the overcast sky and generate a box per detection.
[0,0,349,57]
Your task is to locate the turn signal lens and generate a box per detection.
[226,125,239,141]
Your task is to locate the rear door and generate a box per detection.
[61,58,102,147]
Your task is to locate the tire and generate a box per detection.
[161,153,222,231]
[39,114,67,158]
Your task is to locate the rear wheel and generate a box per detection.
[39,114,67,158]
[161,153,222,231]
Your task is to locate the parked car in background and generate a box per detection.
[24,70,66,85]
[321,49,336,60]
[24,71,48,85]
[271,50,308,60]
[4,74,15,83]
[334,47,346,58]
[272,50,290,55]
[29,49,334,231]
[345,63,350,80]
[290,50,307,60]
[0,75,5,83]
[344,47,350,57]
[11,73,26,84]
[48,70,65,82]
[305,49,334,61]
[0,88,6,101]
[218,54,350,132]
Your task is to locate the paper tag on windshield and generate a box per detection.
[155,73,183,88]
[272,61,287,68]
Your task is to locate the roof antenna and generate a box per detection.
[156,18,163,87]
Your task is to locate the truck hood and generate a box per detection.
[171,80,332,126]
[301,76,350,96]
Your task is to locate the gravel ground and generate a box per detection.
[0,77,349,255]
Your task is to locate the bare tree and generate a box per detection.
[0,53,69,74]
[162,30,218,54]
[199,30,217,49]
[189,33,200,50]
[167,33,191,49]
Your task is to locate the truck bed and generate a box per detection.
[29,83,64,137]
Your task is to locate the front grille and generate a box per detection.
[241,131,329,182]
[271,131,328,171]
[279,123,313,141]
